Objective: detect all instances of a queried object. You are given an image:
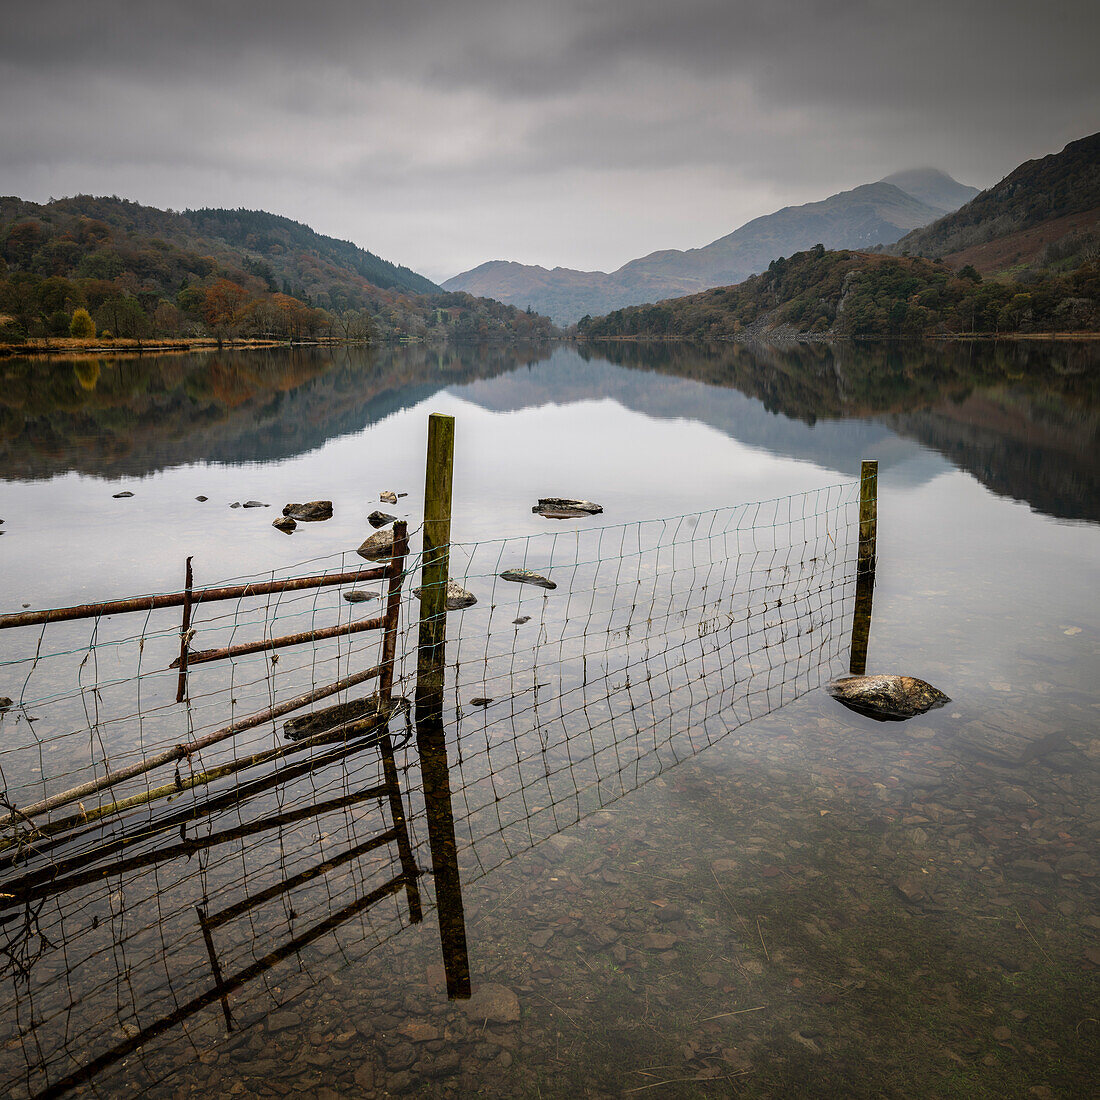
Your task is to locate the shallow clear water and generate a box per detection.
[0,340,1096,1098]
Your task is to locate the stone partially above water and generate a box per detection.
[344,589,380,603]
[379,490,398,504]
[499,569,556,590]
[412,579,477,610]
[532,497,603,519]
[357,529,395,561]
[368,510,397,528]
[282,500,333,521]
[272,516,297,534]
[826,674,950,722]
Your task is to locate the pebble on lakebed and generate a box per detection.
[826,674,950,722]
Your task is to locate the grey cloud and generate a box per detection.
[0,0,1096,277]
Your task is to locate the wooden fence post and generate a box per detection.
[849,459,878,675]
[413,412,470,997]
[416,413,455,727]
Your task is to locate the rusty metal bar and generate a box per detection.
[377,520,410,705]
[196,906,235,1031]
[0,564,389,630]
[175,615,385,668]
[2,663,384,824]
[176,556,194,703]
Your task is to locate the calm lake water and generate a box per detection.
[0,340,1097,1098]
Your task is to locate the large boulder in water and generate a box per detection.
[826,674,950,722]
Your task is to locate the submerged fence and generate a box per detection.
[0,416,873,1098]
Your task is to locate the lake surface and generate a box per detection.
[0,340,1097,1098]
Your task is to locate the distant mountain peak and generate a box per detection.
[878,169,980,213]
[444,173,977,325]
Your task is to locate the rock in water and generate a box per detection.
[282,500,333,521]
[272,516,296,533]
[113,491,134,499]
[533,497,602,519]
[343,589,380,603]
[380,490,398,504]
[499,569,556,590]
[243,500,266,508]
[357,529,395,561]
[412,580,477,610]
[826,675,950,722]
[513,615,531,625]
[0,697,12,711]
[195,496,208,502]
[368,510,397,528]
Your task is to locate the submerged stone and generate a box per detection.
[533,497,603,519]
[499,569,556,590]
[412,579,477,610]
[282,500,333,521]
[826,674,950,722]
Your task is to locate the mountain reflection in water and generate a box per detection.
[2,339,1098,522]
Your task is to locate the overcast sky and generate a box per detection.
[1,1,1096,282]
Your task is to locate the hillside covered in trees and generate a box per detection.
[579,245,1099,340]
[885,132,1100,275]
[0,196,557,346]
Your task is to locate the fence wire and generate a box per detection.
[0,479,860,1098]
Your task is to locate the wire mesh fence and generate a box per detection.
[0,477,861,1098]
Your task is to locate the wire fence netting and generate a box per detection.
[0,479,860,1097]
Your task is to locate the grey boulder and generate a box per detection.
[413,580,477,610]
[826,674,950,722]
[283,500,333,521]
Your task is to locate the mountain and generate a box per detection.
[887,132,1100,273]
[0,195,558,345]
[580,242,1099,339]
[444,173,975,324]
[879,169,979,212]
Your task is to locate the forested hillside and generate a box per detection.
[580,245,1098,339]
[888,132,1100,268]
[0,196,556,345]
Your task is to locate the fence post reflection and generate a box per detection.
[849,459,878,675]
[417,719,472,999]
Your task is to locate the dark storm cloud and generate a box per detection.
[1,1,1096,277]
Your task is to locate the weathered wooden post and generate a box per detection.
[414,412,471,998]
[849,459,878,675]
[416,413,454,727]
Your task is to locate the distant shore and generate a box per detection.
[0,336,361,360]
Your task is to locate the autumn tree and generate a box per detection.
[70,307,96,338]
